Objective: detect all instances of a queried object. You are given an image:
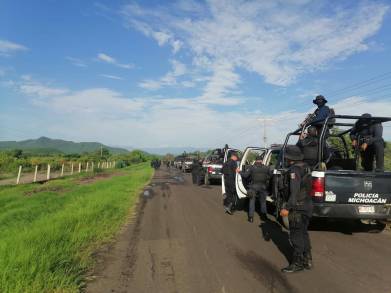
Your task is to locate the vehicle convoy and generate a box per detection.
[226,115,391,230]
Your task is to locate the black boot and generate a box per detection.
[303,252,313,270]
[225,203,233,215]
[281,255,304,273]
[248,216,254,223]
[260,213,268,222]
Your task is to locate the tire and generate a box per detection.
[366,221,386,233]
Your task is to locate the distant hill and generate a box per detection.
[0,137,129,155]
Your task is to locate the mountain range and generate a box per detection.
[0,137,129,154]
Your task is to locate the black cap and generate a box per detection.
[313,95,328,104]
[285,146,304,161]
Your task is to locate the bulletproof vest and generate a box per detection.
[302,137,318,160]
[251,165,270,185]
[293,164,312,202]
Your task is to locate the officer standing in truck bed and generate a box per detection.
[350,113,385,172]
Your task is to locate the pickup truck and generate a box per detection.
[273,115,391,230]
[224,115,391,231]
[201,149,225,185]
[222,145,280,201]
[181,157,194,173]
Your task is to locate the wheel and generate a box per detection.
[365,220,386,233]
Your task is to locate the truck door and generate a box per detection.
[221,148,242,196]
[236,147,267,199]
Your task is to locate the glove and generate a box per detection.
[280,209,289,217]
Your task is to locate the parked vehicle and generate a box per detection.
[198,149,224,185]
[173,156,184,169]
[272,115,391,230]
[181,157,195,173]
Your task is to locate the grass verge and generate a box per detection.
[0,163,153,293]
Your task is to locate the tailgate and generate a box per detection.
[325,171,391,205]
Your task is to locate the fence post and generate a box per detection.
[78,163,81,173]
[71,163,74,175]
[86,162,89,172]
[47,164,51,180]
[33,165,38,182]
[16,165,22,185]
[113,161,116,168]
[97,162,100,168]
[61,164,64,176]
[91,162,94,172]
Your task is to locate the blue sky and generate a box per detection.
[1,0,391,148]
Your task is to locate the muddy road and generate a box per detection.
[87,168,391,293]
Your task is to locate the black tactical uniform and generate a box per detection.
[222,156,238,214]
[240,162,271,222]
[350,114,385,172]
[191,159,202,185]
[282,146,313,273]
[296,126,319,167]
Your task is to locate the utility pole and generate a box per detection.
[258,118,276,148]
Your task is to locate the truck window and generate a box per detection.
[269,150,280,166]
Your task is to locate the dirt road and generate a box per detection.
[87,167,391,293]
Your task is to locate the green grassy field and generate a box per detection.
[0,163,153,293]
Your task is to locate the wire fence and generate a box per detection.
[0,161,116,186]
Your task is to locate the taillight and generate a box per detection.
[311,177,325,199]
[208,166,214,173]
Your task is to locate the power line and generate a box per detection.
[327,71,391,96]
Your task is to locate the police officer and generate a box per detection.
[238,157,271,223]
[350,113,385,171]
[296,126,319,167]
[222,152,239,215]
[311,95,331,123]
[191,159,202,184]
[280,146,313,273]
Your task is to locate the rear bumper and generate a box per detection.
[207,173,222,180]
[313,203,391,220]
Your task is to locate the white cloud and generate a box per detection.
[0,39,28,56]
[121,0,389,104]
[97,53,134,69]
[37,88,144,118]
[100,74,123,80]
[139,59,187,90]
[66,56,87,67]
[18,77,69,97]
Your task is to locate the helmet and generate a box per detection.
[284,146,304,161]
[361,113,372,118]
[313,95,328,105]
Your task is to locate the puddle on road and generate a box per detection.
[172,176,184,183]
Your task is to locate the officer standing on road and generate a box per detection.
[280,146,313,273]
[350,113,385,172]
[222,152,239,215]
[238,156,271,223]
[296,126,319,167]
[191,159,202,185]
